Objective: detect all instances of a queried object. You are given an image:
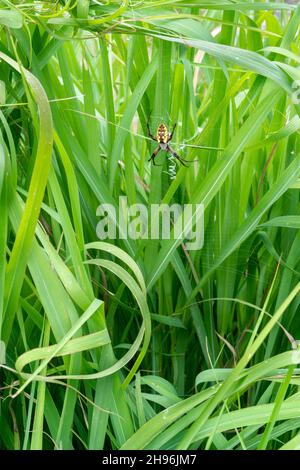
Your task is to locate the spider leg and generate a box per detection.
[147,116,157,141]
[166,145,189,166]
[167,122,177,142]
[148,146,162,166]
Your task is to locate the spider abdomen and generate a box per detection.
[157,123,169,143]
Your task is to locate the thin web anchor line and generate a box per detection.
[66,108,225,151]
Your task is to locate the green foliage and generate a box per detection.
[0,0,300,450]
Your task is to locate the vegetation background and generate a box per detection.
[1,0,300,450]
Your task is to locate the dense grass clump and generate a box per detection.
[1,0,300,450]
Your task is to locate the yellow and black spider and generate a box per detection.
[147,121,190,166]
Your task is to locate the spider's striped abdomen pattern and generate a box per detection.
[156,123,169,143]
[147,118,190,166]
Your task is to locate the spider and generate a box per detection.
[147,121,190,166]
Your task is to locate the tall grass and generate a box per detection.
[1,0,300,450]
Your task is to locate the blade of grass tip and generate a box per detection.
[0,51,53,345]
